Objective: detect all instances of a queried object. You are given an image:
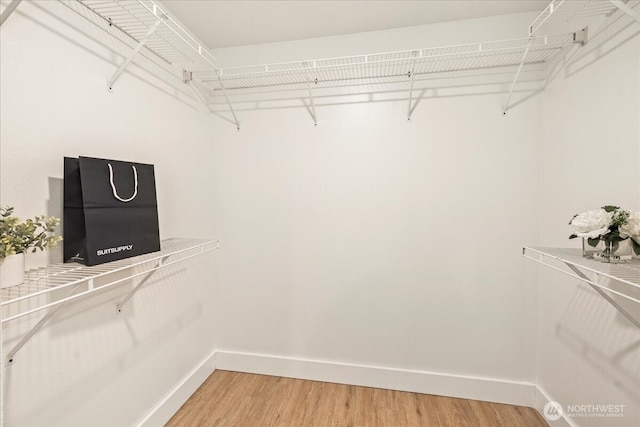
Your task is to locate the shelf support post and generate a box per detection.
[107,19,162,91]
[565,264,640,328]
[5,283,84,365]
[116,256,169,313]
[305,69,318,126]
[217,77,240,131]
[610,0,640,24]
[406,56,417,121]
[0,0,22,27]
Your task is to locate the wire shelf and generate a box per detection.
[523,247,640,328]
[74,0,218,71]
[530,0,639,35]
[60,0,637,121]
[524,247,640,290]
[0,238,219,323]
[194,34,574,93]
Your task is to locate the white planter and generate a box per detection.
[0,252,25,288]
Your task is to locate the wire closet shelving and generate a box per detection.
[523,247,640,329]
[2,0,638,125]
[0,238,219,364]
[41,0,637,129]
[2,0,638,126]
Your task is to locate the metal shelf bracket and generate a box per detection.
[565,264,640,328]
[406,54,418,121]
[5,282,85,365]
[116,256,169,313]
[305,68,318,126]
[523,247,640,329]
[217,77,240,131]
[502,38,534,115]
[5,255,171,365]
[108,19,162,91]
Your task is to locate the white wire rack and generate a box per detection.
[523,247,640,328]
[56,0,638,127]
[1,238,219,364]
[1,238,218,323]
[529,0,638,35]
[74,0,217,70]
[194,35,573,93]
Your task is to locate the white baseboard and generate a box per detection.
[138,350,216,427]
[140,350,554,424]
[535,386,575,427]
[215,350,538,407]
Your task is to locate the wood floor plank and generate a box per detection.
[166,370,549,427]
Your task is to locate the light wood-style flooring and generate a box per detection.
[167,370,548,426]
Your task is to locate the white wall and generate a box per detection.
[1,2,216,425]
[209,12,542,403]
[536,11,640,427]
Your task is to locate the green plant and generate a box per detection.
[0,207,62,258]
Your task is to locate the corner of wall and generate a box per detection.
[137,350,216,427]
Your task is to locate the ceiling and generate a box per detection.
[160,0,550,49]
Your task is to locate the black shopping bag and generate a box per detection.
[64,156,160,266]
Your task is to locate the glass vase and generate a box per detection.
[582,238,603,259]
[594,239,633,264]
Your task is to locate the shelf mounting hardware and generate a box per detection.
[305,66,318,126]
[218,77,240,131]
[610,0,640,24]
[108,19,162,91]
[0,0,22,27]
[572,27,588,46]
[182,69,192,84]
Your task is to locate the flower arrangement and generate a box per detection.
[0,206,62,258]
[569,205,640,257]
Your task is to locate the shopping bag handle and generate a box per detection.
[108,163,138,202]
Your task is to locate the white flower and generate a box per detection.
[570,209,613,239]
[620,211,640,239]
